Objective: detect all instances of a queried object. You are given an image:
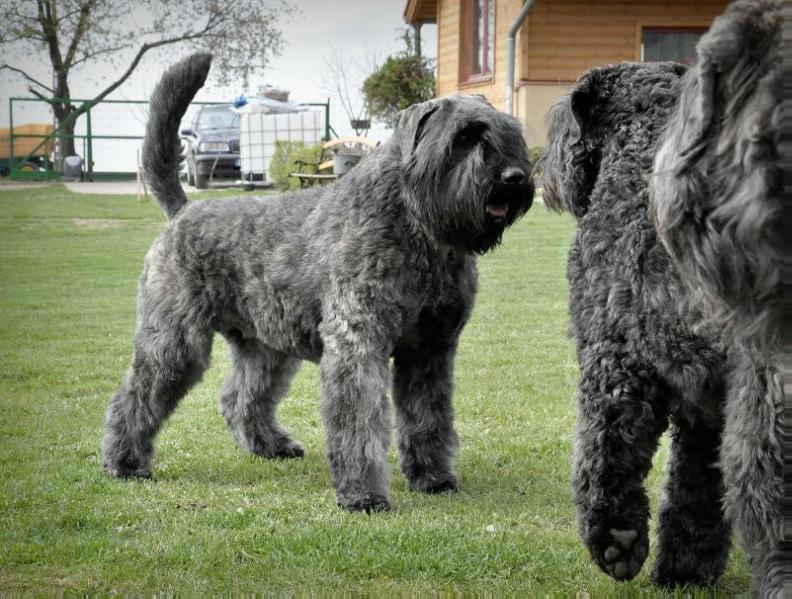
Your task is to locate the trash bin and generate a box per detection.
[334,152,362,176]
[63,155,83,181]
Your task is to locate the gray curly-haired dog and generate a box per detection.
[540,1,790,592]
[540,60,733,585]
[102,53,534,513]
[652,0,791,594]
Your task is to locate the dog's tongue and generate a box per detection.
[486,203,509,218]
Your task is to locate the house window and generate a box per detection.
[460,0,495,82]
[641,28,706,65]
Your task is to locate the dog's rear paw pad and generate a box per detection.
[604,546,620,561]
[602,528,643,581]
[612,559,642,580]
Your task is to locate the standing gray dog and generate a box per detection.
[652,1,790,594]
[102,53,534,513]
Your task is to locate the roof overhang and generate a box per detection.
[403,0,438,24]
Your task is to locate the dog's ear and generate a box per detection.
[537,72,600,217]
[393,100,440,160]
[675,51,716,158]
[568,80,593,138]
[674,10,750,158]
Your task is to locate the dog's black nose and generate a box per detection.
[501,167,526,185]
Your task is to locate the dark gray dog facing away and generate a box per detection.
[540,0,789,592]
[102,53,534,513]
[540,61,730,586]
[652,0,791,595]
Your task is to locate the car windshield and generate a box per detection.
[196,107,239,130]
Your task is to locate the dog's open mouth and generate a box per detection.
[485,202,509,219]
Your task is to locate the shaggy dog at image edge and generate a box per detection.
[539,1,788,593]
[652,0,790,594]
[101,53,534,513]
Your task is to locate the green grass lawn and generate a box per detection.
[0,184,750,594]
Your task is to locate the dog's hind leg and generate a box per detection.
[720,355,784,596]
[652,411,731,587]
[572,350,669,582]
[103,318,212,479]
[393,342,459,494]
[219,336,304,459]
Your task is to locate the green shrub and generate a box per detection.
[269,140,325,191]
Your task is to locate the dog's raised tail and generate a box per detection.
[142,53,212,219]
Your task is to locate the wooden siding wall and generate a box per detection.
[436,0,729,105]
[522,0,729,82]
[437,0,522,110]
[433,0,730,144]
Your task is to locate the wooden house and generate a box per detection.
[403,0,730,145]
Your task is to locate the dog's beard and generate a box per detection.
[450,181,534,254]
[403,148,534,254]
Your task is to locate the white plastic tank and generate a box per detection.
[239,108,323,182]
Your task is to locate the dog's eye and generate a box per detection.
[454,123,486,147]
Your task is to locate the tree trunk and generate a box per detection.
[54,112,77,168]
[52,70,76,171]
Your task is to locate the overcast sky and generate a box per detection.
[0,0,438,139]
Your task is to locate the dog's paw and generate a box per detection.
[337,494,392,514]
[587,524,648,581]
[601,528,645,580]
[251,439,305,460]
[408,472,459,494]
[270,440,305,459]
[585,523,649,580]
[103,462,152,480]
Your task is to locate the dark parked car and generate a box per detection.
[180,104,240,188]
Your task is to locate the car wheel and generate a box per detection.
[195,173,208,189]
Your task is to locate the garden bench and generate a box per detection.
[290,136,378,188]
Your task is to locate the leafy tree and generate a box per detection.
[363,29,435,128]
[0,0,292,168]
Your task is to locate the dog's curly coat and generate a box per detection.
[102,53,534,513]
[541,60,734,585]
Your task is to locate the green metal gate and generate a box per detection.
[4,97,333,181]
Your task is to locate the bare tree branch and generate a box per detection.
[64,0,98,68]
[69,42,135,68]
[37,0,65,73]
[27,86,48,100]
[74,22,219,118]
[0,64,55,93]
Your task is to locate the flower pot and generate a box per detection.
[334,152,362,176]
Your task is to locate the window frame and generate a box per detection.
[459,0,496,85]
[636,22,710,65]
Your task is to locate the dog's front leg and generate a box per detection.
[393,341,459,494]
[572,349,669,581]
[319,322,393,513]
